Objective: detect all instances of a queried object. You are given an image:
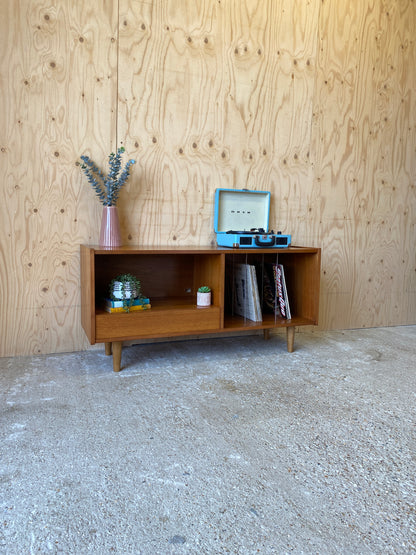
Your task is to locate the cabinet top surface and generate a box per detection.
[81,244,320,254]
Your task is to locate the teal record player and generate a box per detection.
[214,188,291,248]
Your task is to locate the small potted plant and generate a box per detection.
[79,146,135,247]
[109,273,142,312]
[197,285,211,307]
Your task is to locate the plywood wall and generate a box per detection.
[313,1,416,329]
[0,0,415,357]
[0,0,118,355]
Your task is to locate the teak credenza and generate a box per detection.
[80,245,321,372]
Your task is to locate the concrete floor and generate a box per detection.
[1,326,415,554]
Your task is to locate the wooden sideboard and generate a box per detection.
[80,245,321,371]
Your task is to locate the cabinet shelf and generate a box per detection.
[81,245,321,371]
[97,296,220,312]
[224,314,316,330]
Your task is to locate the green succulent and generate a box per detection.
[197,286,211,293]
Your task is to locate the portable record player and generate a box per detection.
[214,188,291,248]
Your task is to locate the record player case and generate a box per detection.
[214,188,291,248]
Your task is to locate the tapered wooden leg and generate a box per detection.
[112,341,123,372]
[286,326,295,353]
[263,329,270,340]
[105,342,112,356]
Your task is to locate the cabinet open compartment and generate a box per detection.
[81,247,225,344]
[94,252,224,308]
[223,250,320,330]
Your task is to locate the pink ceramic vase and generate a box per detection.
[99,206,122,247]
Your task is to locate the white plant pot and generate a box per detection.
[197,291,211,307]
[112,281,138,300]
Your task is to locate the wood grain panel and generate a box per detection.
[312,0,416,329]
[0,0,117,356]
[117,0,319,246]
